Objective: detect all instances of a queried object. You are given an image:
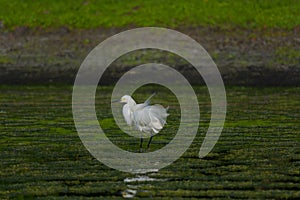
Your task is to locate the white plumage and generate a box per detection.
[119,93,169,149]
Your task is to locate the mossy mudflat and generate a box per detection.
[0,85,299,198]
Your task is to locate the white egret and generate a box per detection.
[117,93,169,150]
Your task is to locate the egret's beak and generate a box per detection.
[111,99,120,103]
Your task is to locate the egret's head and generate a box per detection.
[120,95,132,103]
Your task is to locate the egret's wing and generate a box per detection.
[133,108,151,133]
[122,104,133,125]
[148,105,169,129]
[133,109,150,127]
[149,115,163,132]
[133,104,169,133]
[144,92,156,105]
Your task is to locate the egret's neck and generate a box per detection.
[127,97,136,107]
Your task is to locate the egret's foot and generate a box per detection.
[139,148,148,153]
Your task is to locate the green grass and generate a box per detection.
[0,0,299,30]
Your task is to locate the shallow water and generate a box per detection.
[0,86,299,199]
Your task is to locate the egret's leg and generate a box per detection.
[147,136,153,149]
[139,138,143,152]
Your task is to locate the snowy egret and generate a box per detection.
[116,93,169,150]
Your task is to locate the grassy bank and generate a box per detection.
[1,0,300,30]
